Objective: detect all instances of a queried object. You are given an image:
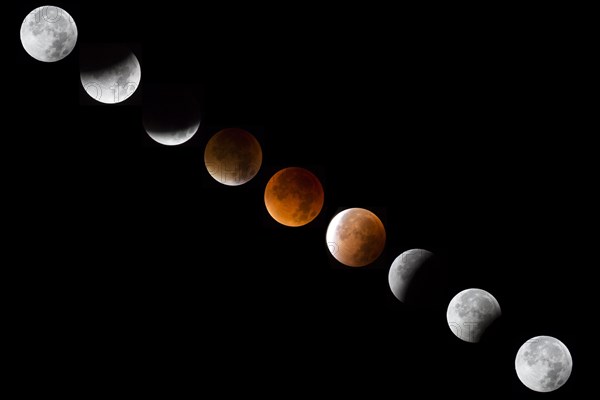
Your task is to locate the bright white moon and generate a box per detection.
[20,5,78,62]
[515,336,572,392]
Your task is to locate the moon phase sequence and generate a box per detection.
[446,288,501,343]
[515,336,572,392]
[21,9,577,392]
[264,167,324,227]
[20,6,78,62]
[204,128,262,186]
[326,208,386,267]
[80,44,141,104]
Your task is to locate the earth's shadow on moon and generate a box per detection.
[402,254,449,311]
[80,43,132,76]
[79,43,142,104]
[142,84,202,145]
[477,313,504,345]
[325,206,388,268]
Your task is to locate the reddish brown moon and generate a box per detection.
[326,208,386,267]
[264,167,325,227]
[204,128,262,186]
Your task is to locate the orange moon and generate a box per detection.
[326,208,386,267]
[204,128,262,186]
[264,167,324,227]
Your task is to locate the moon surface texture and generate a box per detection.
[515,336,572,393]
[80,44,141,104]
[388,249,433,302]
[20,6,78,62]
[326,208,386,267]
[264,167,324,227]
[143,85,201,145]
[204,128,262,186]
[446,288,501,343]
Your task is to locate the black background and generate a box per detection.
[12,1,591,397]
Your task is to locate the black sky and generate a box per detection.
[11,1,591,397]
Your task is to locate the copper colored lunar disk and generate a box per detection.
[326,208,386,267]
[264,167,324,227]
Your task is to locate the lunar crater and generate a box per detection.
[264,167,324,227]
[21,6,78,62]
[205,129,262,186]
[515,336,572,392]
[80,44,141,104]
[326,208,385,267]
[447,288,501,343]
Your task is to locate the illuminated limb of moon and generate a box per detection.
[142,84,201,145]
[326,208,386,267]
[446,288,501,343]
[388,249,434,302]
[204,128,262,186]
[80,44,141,104]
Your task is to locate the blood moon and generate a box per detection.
[326,208,386,267]
[204,128,262,186]
[264,167,324,227]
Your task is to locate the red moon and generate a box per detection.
[264,167,324,227]
[326,208,386,267]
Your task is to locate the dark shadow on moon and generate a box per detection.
[80,43,133,77]
[142,84,202,140]
[402,255,449,310]
[79,43,141,104]
[478,313,503,344]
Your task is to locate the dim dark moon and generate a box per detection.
[204,128,262,186]
[142,84,201,146]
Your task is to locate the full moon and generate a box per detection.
[20,6,78,62]
[204,128,262,186]
[264,167,324,227]
[388,249,433,302]
[143,84,201,146]
[325,208,386,267]
[515,336,572,392]
[446,288,501,343]
[80,44,141,104]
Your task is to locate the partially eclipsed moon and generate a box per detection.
[264,167,324,227]
[515,336,572,392]
[388,249,433,302]
[446,288,501,343]
[326,208,386,267]
[20,6,78,62]
[142,84,201,146]
[80,44,141,104]
[204,128,262,186]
